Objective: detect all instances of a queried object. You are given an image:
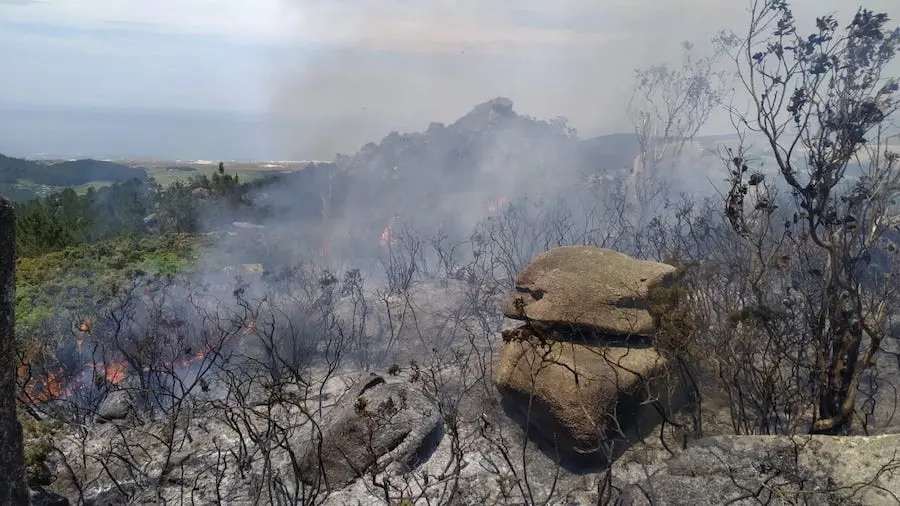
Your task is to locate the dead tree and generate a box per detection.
[722,0,900,434]
[627,39,731,191]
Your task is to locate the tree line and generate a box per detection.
[12,170,262,258]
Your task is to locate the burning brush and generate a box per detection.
[77,318,91,353]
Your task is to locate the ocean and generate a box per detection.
[0,105,395,162]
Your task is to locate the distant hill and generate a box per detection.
[577,133,642,172]
[0,153,148,201]
[257,97,648,245]
[0,153,147,186]
[331,97,636,198]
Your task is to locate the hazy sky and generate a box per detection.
[1,0,898,158]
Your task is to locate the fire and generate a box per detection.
[486,197,510,213]
[380,217,398,247]
[95,361,127,385]
[79,318,91,333]
[182,348,208,368]
[18,365,67,403]
[319,235,331,258]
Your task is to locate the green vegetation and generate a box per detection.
[15,234,209,340]
[12,170,257,257]
[145,165,273,187]
[6,162,273,345]
[15,180,154,257]
[20,415,60,486]
[0,153,146,188]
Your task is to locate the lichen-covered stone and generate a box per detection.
[494,331,669,457]
[503,246,676,337]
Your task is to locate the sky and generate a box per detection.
[1,0,898,159]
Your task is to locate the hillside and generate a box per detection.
[0,153,147,201]
[265,98,642,235]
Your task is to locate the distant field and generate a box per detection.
[134,160,313,187]
[145,166,277,186]
[2,159,315,201]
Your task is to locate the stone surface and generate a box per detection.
[96,389,135,423]
[617,435,900,505]
[0,197,30,505]
[297,372,444,489]
[95,376,146,423]
[494,331,669,458]
[30,485,69,506]
[503,246,676,337]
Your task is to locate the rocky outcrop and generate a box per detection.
[96,389,135,423]
[496,246,678,462]
[29,486,69,506]
[495,333,669,458]
[0,197,31,505]
[617,435,900,505]
[297,372,444,490]
[504,246,676,337]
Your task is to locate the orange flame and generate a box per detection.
[380,217,398,247]
[487,197,509,213]
[18,365,67,403]
[182,349,208,368]
[94,362,127,385]
[17,358,132,404]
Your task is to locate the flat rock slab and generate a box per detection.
[618,434,900,505]
[503,246,675,337]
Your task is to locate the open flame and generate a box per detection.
[182,349,208,368]
[18,365,68,403]
[94,361,127,385]
[486,197,510,213]
[319,235,331,258]
[380,217,398,248]
[77,318,91,352]
[18,359,132,403]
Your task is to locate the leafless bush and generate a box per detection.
[712,0,900,435]
[378,218,427,296]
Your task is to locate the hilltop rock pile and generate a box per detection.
[495,246,679,461]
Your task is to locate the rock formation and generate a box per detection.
[495,246,678,461]
[0,196,31,505]
[503,246,676,337]
[297,372,444,490]
[616,434,900,505]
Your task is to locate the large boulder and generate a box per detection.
[503,246,676,337]
[96,389,135,423]
[617,435,900,505]
[494,332,670,459]
[297,372,443,490]
[95,376,147,424]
